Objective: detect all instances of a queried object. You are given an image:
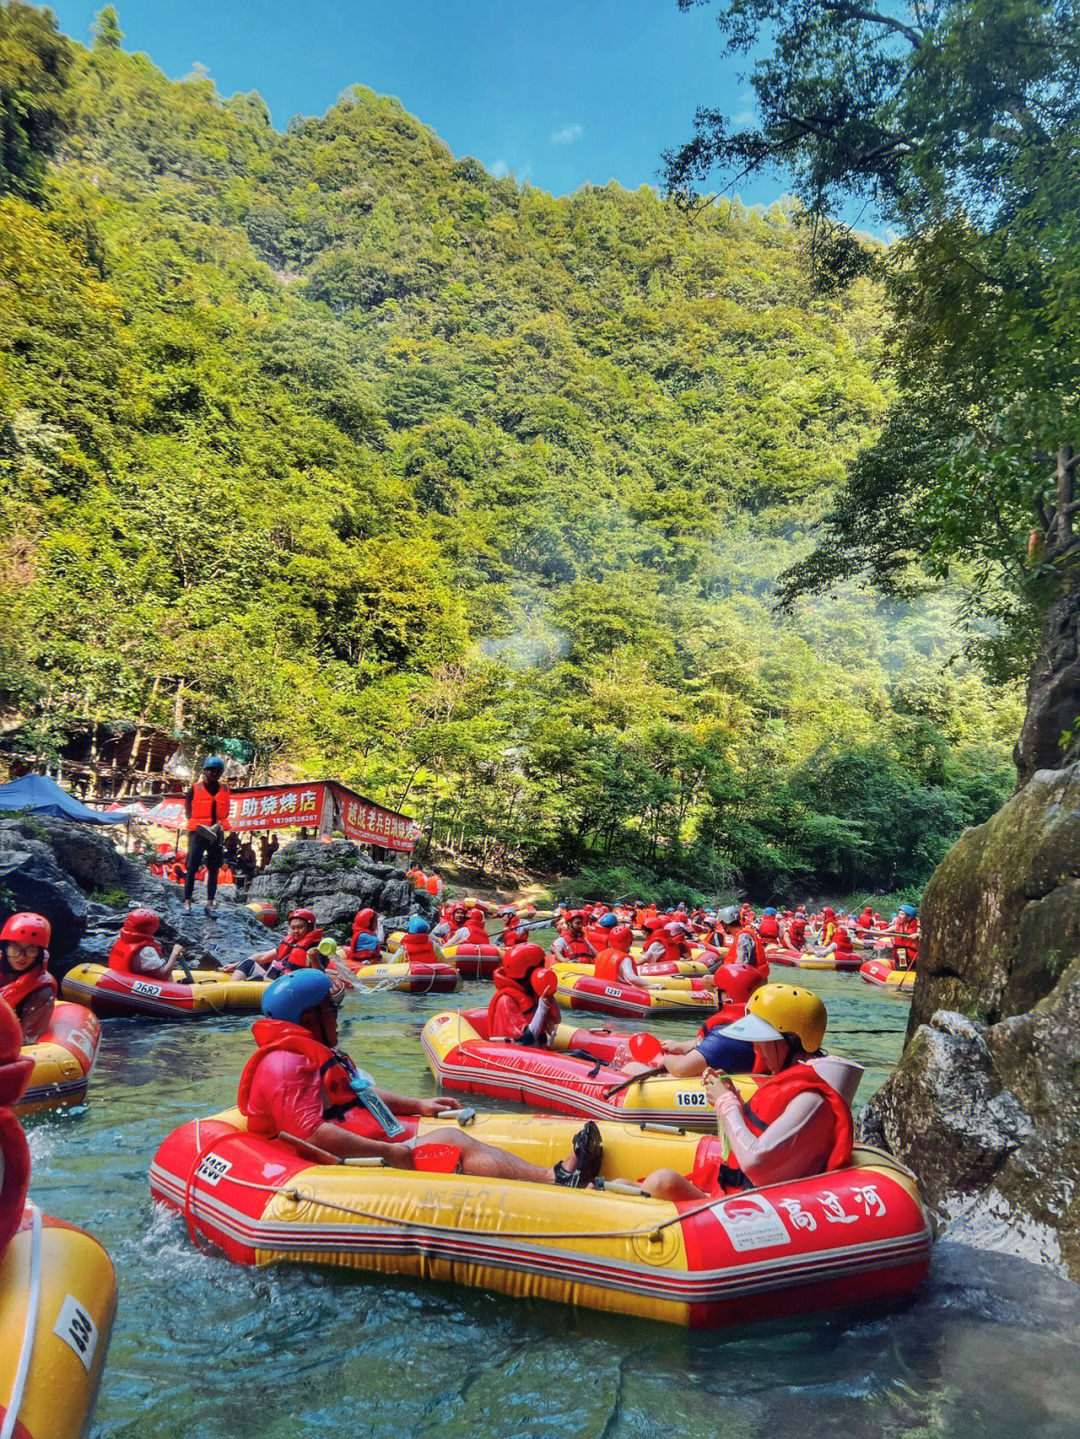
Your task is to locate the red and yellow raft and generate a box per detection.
[150,1109,931,1329]
[0,1204,117,1439]
[422,1008,756,1126]
[766,946,863,973]
[860,957,916,993]
[16,1004,102,1116]
[340,956,461,995]
[61,964,267,1020]
[438,943,502,979]
[552,968,718,1020]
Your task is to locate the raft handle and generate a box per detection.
[600,1179,650,1197]
[454,1107,477,1127]
[636,1121,687,1135]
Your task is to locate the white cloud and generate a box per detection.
[491,159,510,178]
[551,122,583,145]
[733,109,756,127]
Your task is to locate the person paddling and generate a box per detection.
[184,756,231,914]
[640,984,861,1201]
[239,970,601,1186]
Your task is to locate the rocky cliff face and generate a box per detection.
[858,764,1080,1280]
[248,839,432,933]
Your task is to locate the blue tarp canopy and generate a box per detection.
[0,773,130,825]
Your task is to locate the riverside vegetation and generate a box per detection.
[0,3,1021,902]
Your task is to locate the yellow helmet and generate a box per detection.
[742,983,827,1052]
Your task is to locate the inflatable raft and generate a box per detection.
[860,957,916,993]
[342,958,461,995]
[16,1004,101,1116]
[422,1008,755,1126]
[766,947,863,973]
[552,969,718,1020]
[439,943,502,979]
[61,964,267,1020]
[150,1108,931,1329]
[0,1204,117,1439]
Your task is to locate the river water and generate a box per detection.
[22,966,1080,1438]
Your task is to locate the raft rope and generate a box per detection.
[1,1201,42,1439]
[180,1117,764,1245]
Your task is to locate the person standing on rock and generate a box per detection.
[183,756,231,915]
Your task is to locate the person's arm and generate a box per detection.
[660,1048,707,1078]
[305,1122,416,1166]
[712,1083,825,1187]
[617,957,639,985]
[661,1037,698,1055]
[183,787,194,823]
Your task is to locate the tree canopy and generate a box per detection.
[666,1,1080,781]
[0,3,1022,899]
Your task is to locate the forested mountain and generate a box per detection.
[0,4,1020,899]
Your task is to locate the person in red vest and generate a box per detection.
[488,943,561,1044]
[433,904,472,946]
[386,915,449,964]
[0,913,56,1042]
[345,908,382,962]
[592,924,637,984]
[641,985,862,1201]
[779,908,807,950]
[713,907,767,969]
[758,908,780,942]
[224,908,324,979]
[640,920,694,965]
[108,909,184,979]
[890,905,920,968]
[240,970,601,1185]
[550,911,595,964]
[183,756,231,914]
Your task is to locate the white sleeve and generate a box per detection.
[715,1089,825,1188]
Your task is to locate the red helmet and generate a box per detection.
[120,909,160,939]
[643,915,666,933]
[352,908,376,932]
[1,913,51,948]
[609,925,634,953]
[289,908,317,928]
[501,943,546,980]
[713,962,765,1007]
[451,906,468,921]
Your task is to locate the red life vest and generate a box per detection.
[699,998,746,1034]
[758,915,779,941]
[730,927,767,969]
[724,1064,854,1186]
[398,931,437,964]
[187,780,232,833]
[649,931,691,964]
[486,969,560,1040]
[108,933,163,975]
[346,928,381,961]
[237,1019,385,1138]
[271,929,324,972]
[559,935,593,960]
[893,917,919,966]
[790,917,807,946]
[593,948,629,982]
[0,966,56,1015]
[833,927,853,952]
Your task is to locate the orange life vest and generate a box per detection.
[725,1064,853,1186]
[593,948,628,982]
[398,931,437,964]
[187,780,231,833]
[270,929,324,972]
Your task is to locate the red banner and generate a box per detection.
[330,784,417,853]
[137,781,415,850]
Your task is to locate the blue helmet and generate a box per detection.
[763,907,778,916]
[598,913,619,928]
[262,970,332,1023]
[202,755,226,773]
[408,915,430,934]
[900,904,918,918]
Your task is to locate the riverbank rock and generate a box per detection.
[858,764,1080,1280]
[247,840,431,934]
[0,815,275,973]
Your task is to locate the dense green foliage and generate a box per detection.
[667,1,1080,695]
[0,4,1020,898]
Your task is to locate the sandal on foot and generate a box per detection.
[553,1120,603,1188]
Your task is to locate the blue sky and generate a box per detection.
[49,0,792,204]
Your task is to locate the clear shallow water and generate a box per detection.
[22,965,1080,1439]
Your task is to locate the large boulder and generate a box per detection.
[859,764,1080,1279]
[248,840,431,935]
[0,815,277,973]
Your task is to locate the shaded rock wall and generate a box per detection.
[246,839,431,934]
[859,764,1080,1280]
